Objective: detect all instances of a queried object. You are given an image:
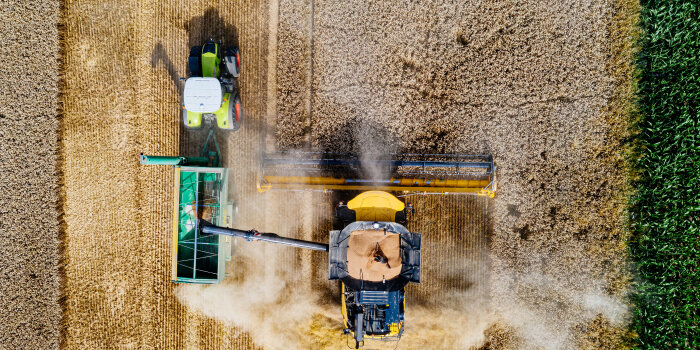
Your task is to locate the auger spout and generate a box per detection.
[199,220,329,252]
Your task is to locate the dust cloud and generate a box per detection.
[175,243,322,350]
[173,163,628,350]
[400,261,629,350]
[354,119,398,185]
[489,262,630,350]
[399,291,492,349]
[175,242,628,350]
[174,187,342,350]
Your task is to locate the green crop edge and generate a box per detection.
[628,1,699,348]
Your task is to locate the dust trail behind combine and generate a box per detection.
[174,192,323,350]
[398,196,492,349]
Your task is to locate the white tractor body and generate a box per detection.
[183,77,223,113]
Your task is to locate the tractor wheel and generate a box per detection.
[225,94,241,131]
[224,47,240,78]
[234,94,241,122]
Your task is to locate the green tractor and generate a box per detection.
[183,39,242,131]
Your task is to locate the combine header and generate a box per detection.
[257,153,496,197]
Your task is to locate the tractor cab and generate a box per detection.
[183,39,241,131]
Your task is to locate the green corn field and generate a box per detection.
[631,1,699,348]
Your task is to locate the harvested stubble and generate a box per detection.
[61,0,269,348]
[0,1,61,349]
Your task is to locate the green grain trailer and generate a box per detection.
[140,130,234,283]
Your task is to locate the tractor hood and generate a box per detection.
[184,77,223,113]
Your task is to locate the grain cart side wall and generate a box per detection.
[171,166,232,284]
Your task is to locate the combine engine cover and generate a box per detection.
[329,221,421,345]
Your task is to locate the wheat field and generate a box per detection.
[1,0,638,348]
[0,1,61,349]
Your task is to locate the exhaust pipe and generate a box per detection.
[354,312,364,348]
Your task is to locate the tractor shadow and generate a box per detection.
[150,7,240,157]
[185,7,239,50]
[150,7,240,99]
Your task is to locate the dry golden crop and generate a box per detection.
[1,0,639,348]
[0,1,61,349]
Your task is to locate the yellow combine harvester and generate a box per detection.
[224,152,494,348]
[142,143,496,348]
